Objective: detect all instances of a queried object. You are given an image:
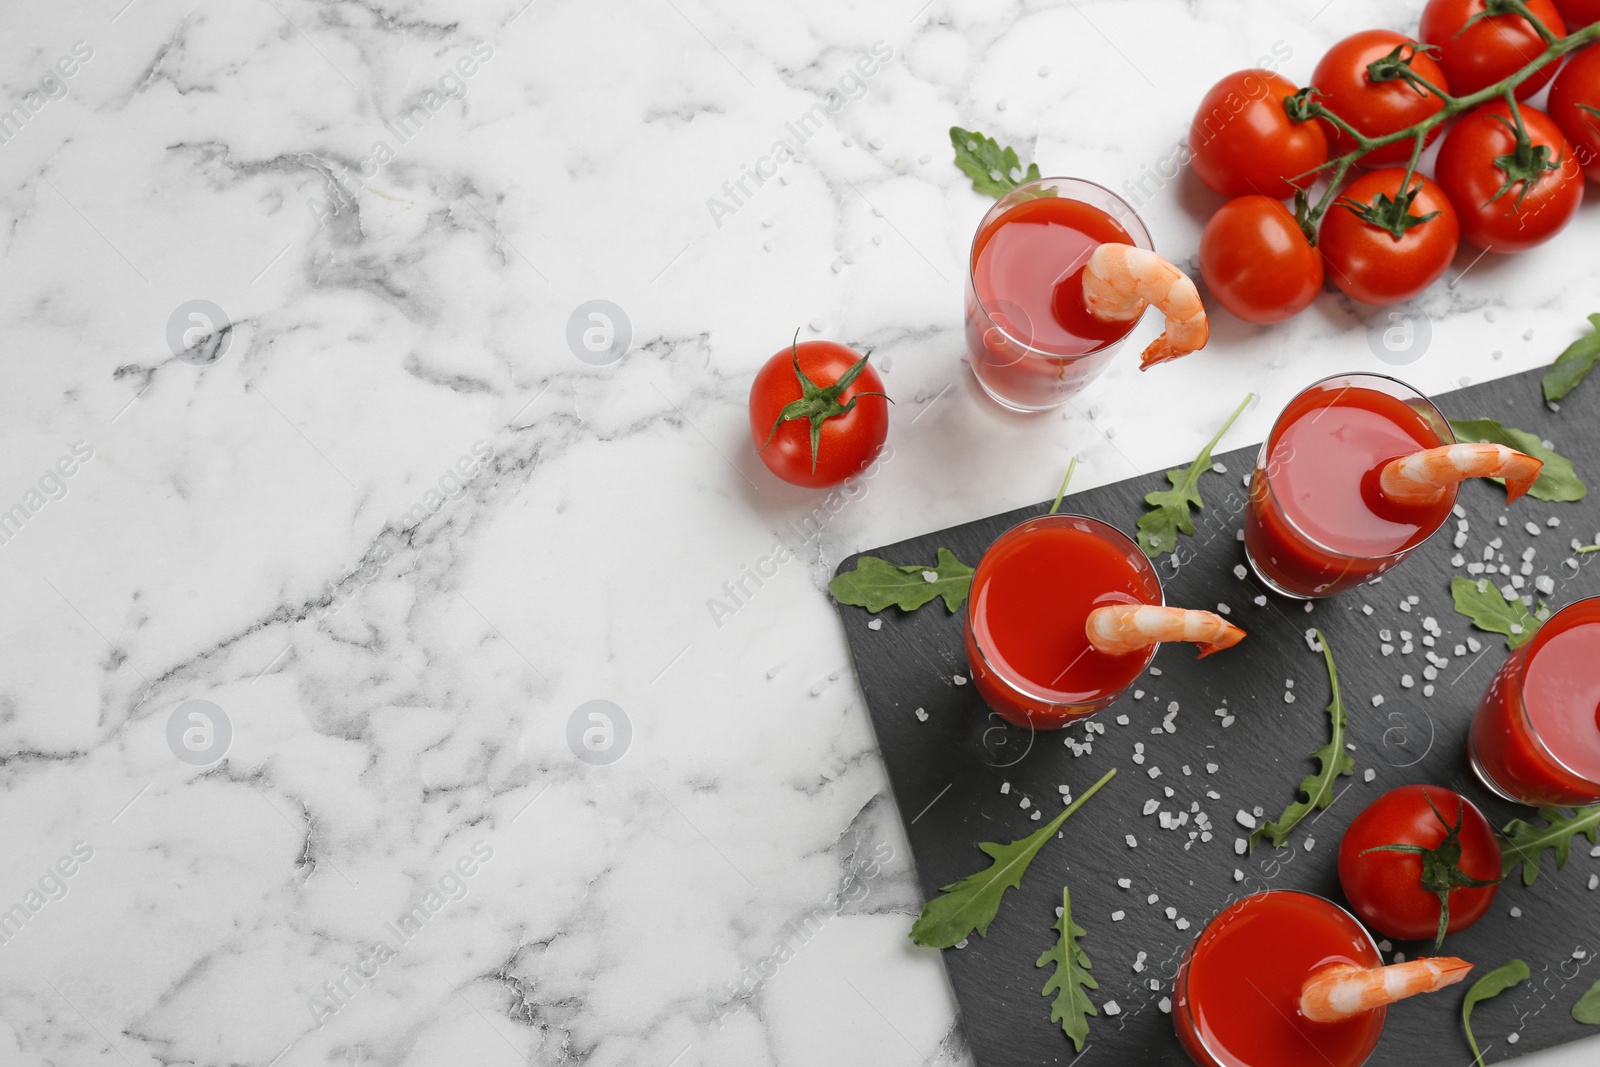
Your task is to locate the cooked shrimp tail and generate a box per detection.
[1378,443,1544,507]
[1081,244,1210,369]
[1300,957,1472,1023]
[1084,604,1245,658]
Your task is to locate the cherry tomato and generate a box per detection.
[1339,785,1501,947]
[1549,44,1600,182]
[1189,70,1329,199]
[749,339,888,488]
[1554,0,1600,28]
[1318,169,1460,304]
[1199,196,1324,323]
[1310,31,1453,167]
[1420,0,1568,98]
[1435,100,1585,251]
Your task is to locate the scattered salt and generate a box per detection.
[1125,835,1138,848]
[1143,799,1160,816]
[1111,910,1126,921]
[868,618,883,631]
[1364,769,1376,782]
[1233,564,1247,580]
[1236,810,1257,829]
[1103,1000,1121,1017]
[1371,695,1384,707]
[915,708,928,722]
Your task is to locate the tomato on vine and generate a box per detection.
[1555,0,1600,29]
[1189,70,1329,199]
[1435,99,1585,251]
[749,337,889,489]
[1421,0,1569,98]
[1311,31,1453,166]
[1338,786,1501,949]
[1549,43,1600,181]
[1318,169,1460,304]
[1199,196,1323,323]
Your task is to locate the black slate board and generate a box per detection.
[835,365,1600,1066]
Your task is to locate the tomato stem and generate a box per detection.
[1288,17,1600,236]
[757,332,890,474]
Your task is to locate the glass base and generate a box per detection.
[1242,543,1317,601]
[969,363,1067,413]
[1467,737,1527,805]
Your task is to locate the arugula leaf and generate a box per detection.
[830,548,973,613]
[1462,959,1529,1067]
[1542,313,1600,402]
[1036,885,1097,1051]
[1451,577,1547,651]
[1447,418,1586,503]
[950,126,1042,199]
[1499,805,1600,886]
[1575,980,1600,1025]
[1137,393,1252,558]
[1250,630,1356,852]
[910,768,1116,948]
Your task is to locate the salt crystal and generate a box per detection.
[1235,838,1247,855]
[1361,604,1374,615]
[1549,518,1561,528]
[1165,907,1178,920]
[1401,674,1414,688]
[1000,782,1011,795]
[1149,767,1161,779]
[1454,532,1468,549]
[1214,462,1228,473]
[1451,554,1465,567]
[1117,877,1132,889]
[1207,790,1222,800]
[1133,950,1147,970]
[1423,684,1434,697]
[1160,997,1172,1013]
[1467,637,1482,653]
[1379,629,1393,641]
[1254,806,1265,817]
[1217,602,1231,615]
[1111,910,1126,921]
[1400,600,1413,612]
[1133,753,1146,765]
[1304,603,1313,613]
[1511,907,1522,917]
[1590,874,1598,890]
[1284,692,1295,704]
[1304,837,1315,851]
[1233,564,1248,580]
[1059,784,1072,795]
[1371,695,1384,707]
[1020,797,1031,809]
[915,708,929,722]
[868,618,883,631]
[1206,763,1219,773]
[1378,940,1392,952]
[1526,521,1542,536]
[1394,952,1406,963]
[1147,893,1159,904]
[1536,575,1555,595]
[1183,765,1192,776]
[1149,978,1162,991]
[1305,629,1321,652]
[1117,714,1130,725]
[1134,689,1144,700]
[1176,918,1191,930]
[1143,799,1160,816]
[1381,644,1394,656]
[1168,701,1180,713]
[1236,810,1257,829]
[955,938,968,949]
[1103,1000,1121,1016]
[1508,1033,1520,1045]
[1424,666,1438,681]
[1030,810,1041,820]
[1221,715,1235,727]
[1126,835,1138,848]
[1285,679,1295,689]
[1454,644,1467,656]
[1401,642,1413,654]
[1150,667,1163,676]
[1254,595,1267,607]
[1233,869,1244,882]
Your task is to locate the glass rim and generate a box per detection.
[965,512,1163,707]
[967,176,1153,360]
[1176,889,1387,1067]
[1515,595,1600,789]
[1258,371,1458,566]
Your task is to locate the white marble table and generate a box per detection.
[1,0,1597,1063]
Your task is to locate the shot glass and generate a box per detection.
[965,177,1152,412]
[1243,373,1456,599]
[1470,596,1600,806]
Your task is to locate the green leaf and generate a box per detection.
[1499,805,1600,886]
[1462,959,1529,1067]
[1447,418,1586,502]
[1036,885,1097,1051]
[1450,577,1547,651]
[1136,393,1252,558]
[910,769,1117,948]
[1541,313,1600,403]
[1575,980,1600,1024]
[830,548,974,613]
[950,126,1042,199]
[1250,630,1356,852]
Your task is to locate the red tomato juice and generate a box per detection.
[964,516,1160,728]
[1174,892,1385,1067]
[1471,597,1600,805]
[1244,382,1454,598]
[966,196,1138,409]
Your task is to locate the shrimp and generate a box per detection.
[1084,604,1245,659]
[1378,443,1544,507]
[1081,243,1210,369]
[1299,957,1472,1024]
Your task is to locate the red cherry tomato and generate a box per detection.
[1550,44,1600,182]
[749,339,888,489]
[1189,70,1329,199]
[1436,100,1585,251]
[1199,196,1324,323]
[1554,0,1600,28]
[1311,30,1453,167]
[1420,0,1568,98]
[1339,785,1500,946]
[1318,169,1460,304]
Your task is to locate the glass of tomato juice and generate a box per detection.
[1174,891,1386,1067]
[964,514,1161,729]
[1243,373,1456,599]
[965,177,1153,412]
[1470,596,1600,806]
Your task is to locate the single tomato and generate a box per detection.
[1420,0,1568,98]
[1311,30,1453,166]
[749,339,888,488]
[1199,196,1324,323]
[1549,44,1600,182]
[1436,100,1584,251]
[1338,785,1501,948]
[1554,0,1600,28]
[1318,168,1459,304]
[1189,70,1329,199]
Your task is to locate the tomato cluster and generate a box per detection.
[1193,0,1598,324]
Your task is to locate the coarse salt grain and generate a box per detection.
[1254,595,1267,606]
[1236,810,1257,829]
[915,708,928,722]
[1126,835,1138,848]
[1117,877,1132,889]
[1143,799,1160,816]
[868,618,883,631]
[1111,910,1126,921]
[1511,907,1522,917]
[1371,695,1384,707]
[1233,564,1247,580]
[1364,768,1376,782]
[1103,1000,1121,1016]
[1235,838,1247,855]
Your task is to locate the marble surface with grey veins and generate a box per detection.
[0,0,1597,1064]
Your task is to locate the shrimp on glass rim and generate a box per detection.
[1299,956,1472,1023]
[1378,443,1544,507]
[1081,243,1210,369]
[1085,604,1245,659]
